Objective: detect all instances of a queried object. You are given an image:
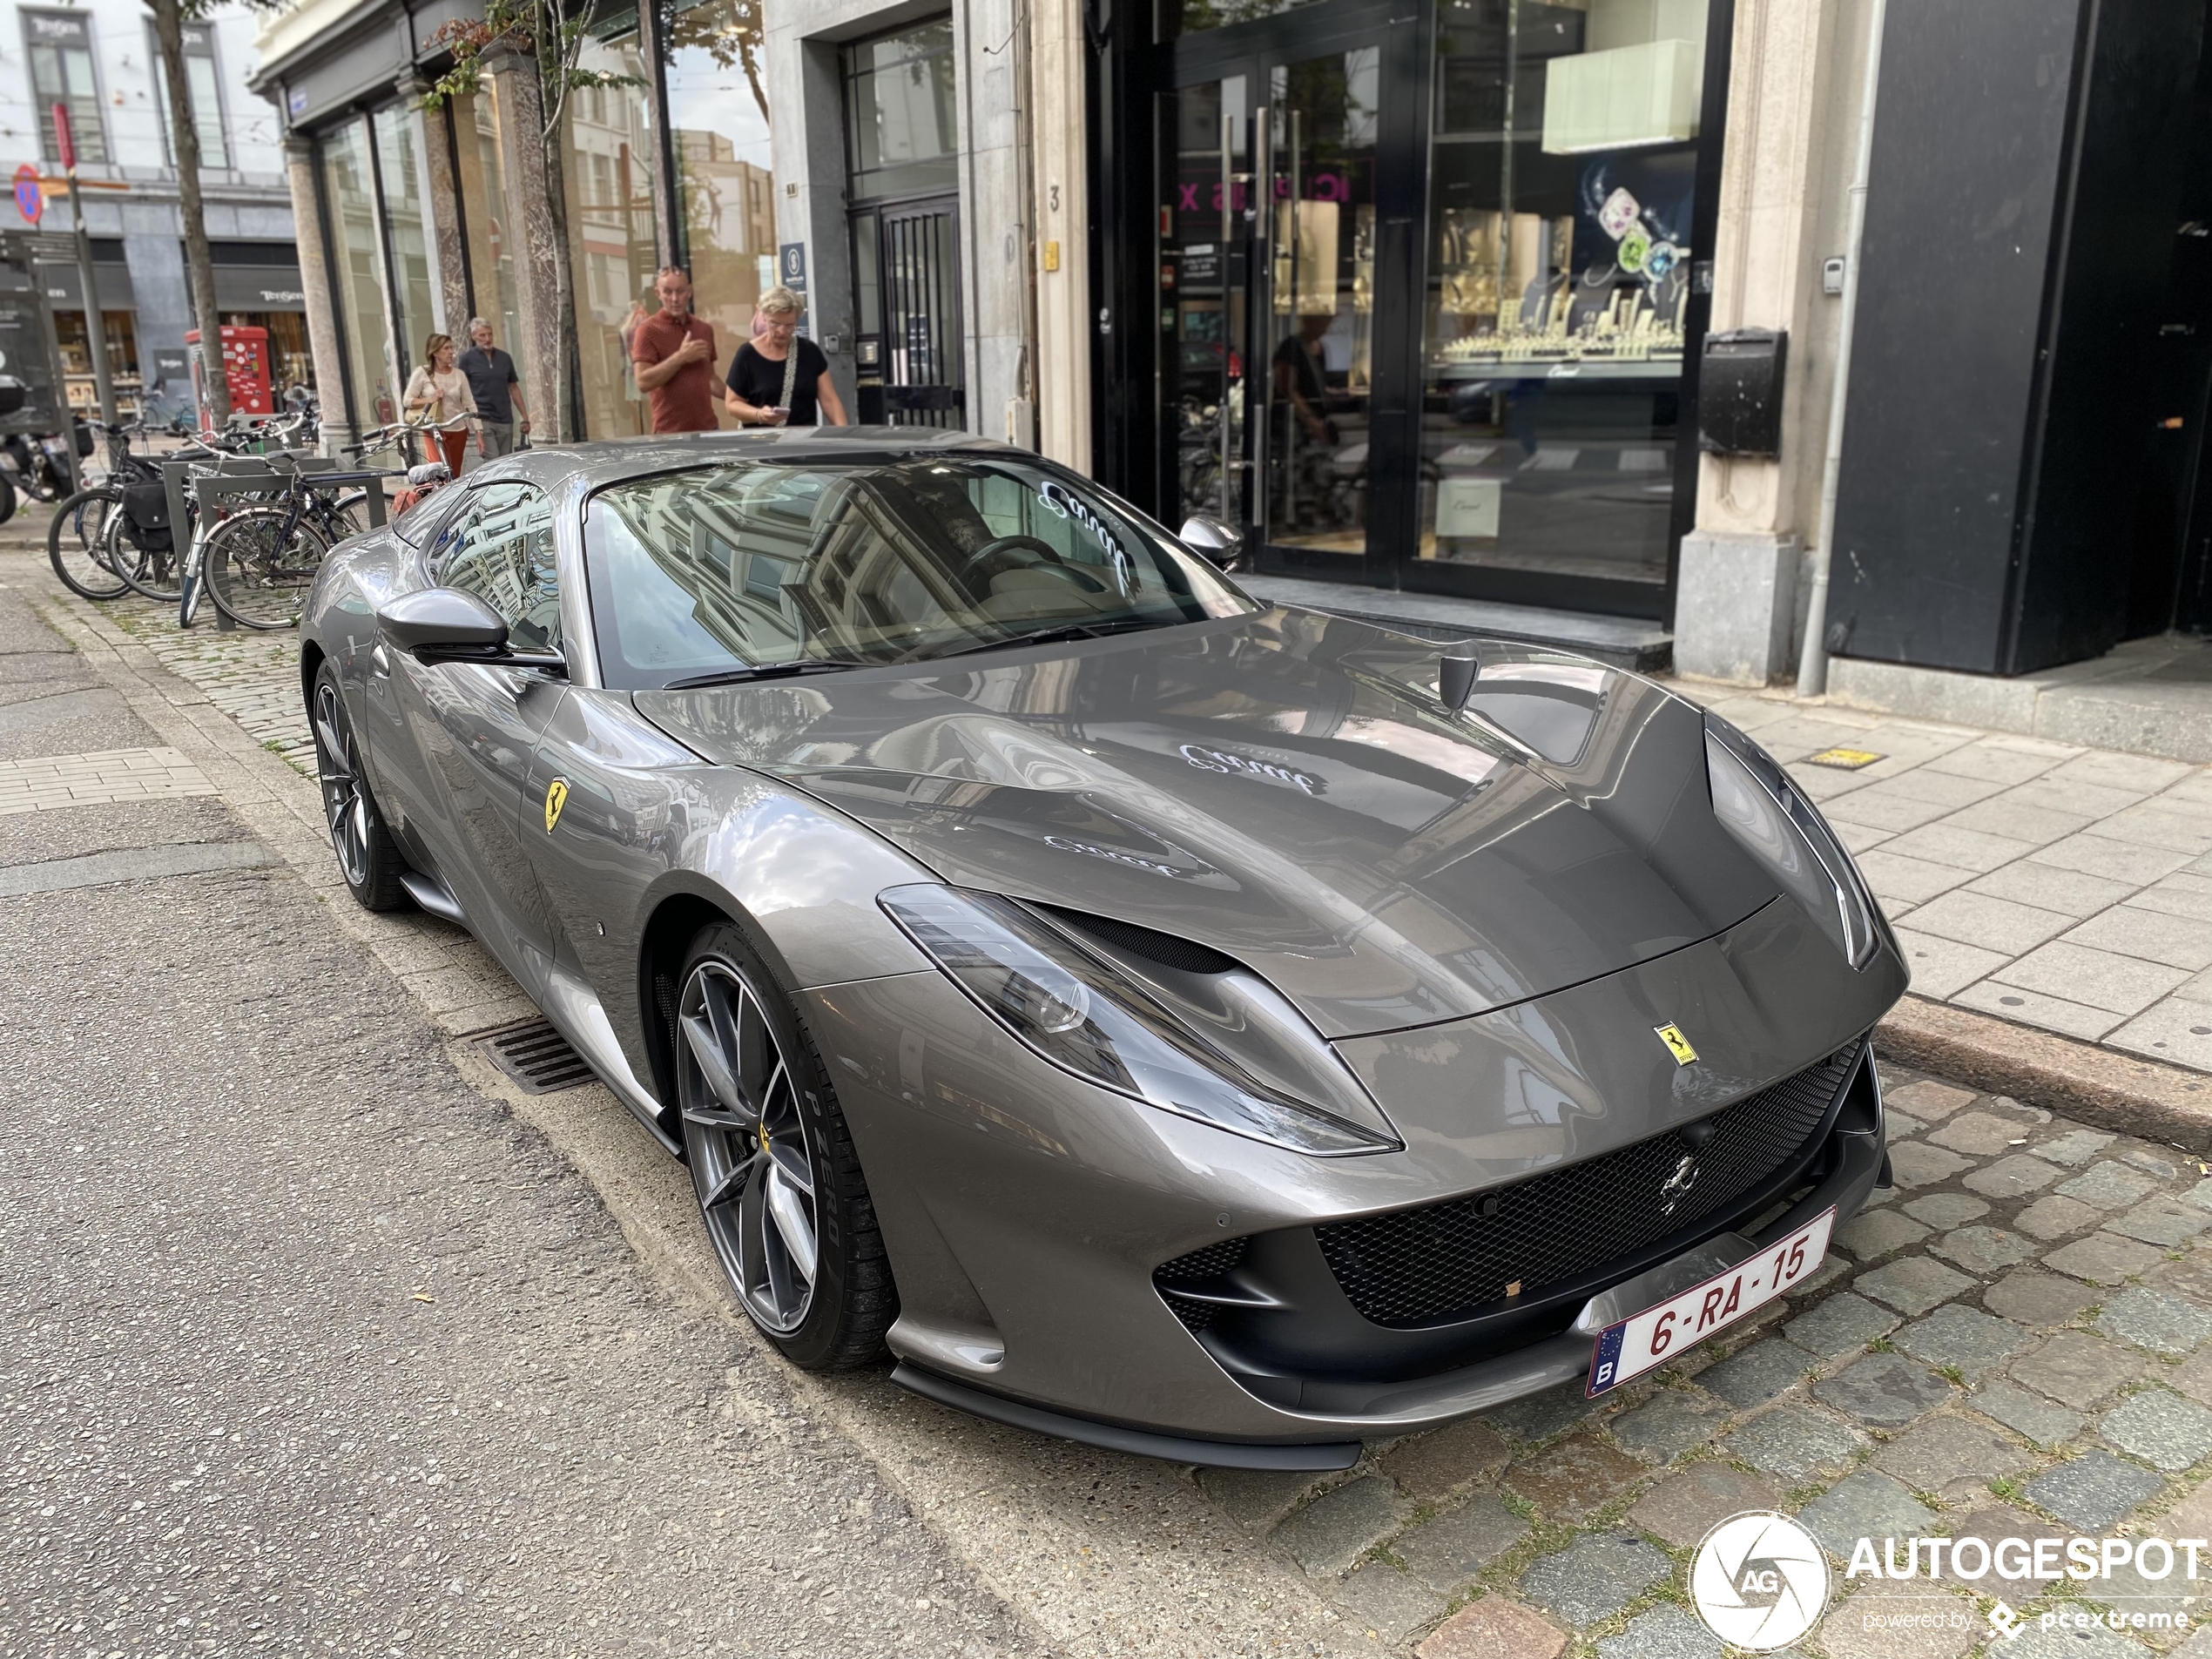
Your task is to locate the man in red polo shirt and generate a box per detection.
[631,266,719,434]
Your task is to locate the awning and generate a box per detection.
[212,266,307,312]
[34,260,134,311]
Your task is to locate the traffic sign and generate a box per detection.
[13,165,40,226]
[51,104,74,172]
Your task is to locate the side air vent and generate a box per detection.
[1154,1236,1252,1333]
[472,1020,596,1095]
[1042,907,1244,975]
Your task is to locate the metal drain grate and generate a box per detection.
[472,1020,597,1095]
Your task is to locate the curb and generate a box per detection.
[1878,995,2212,1151]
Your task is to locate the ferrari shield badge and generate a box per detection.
[544,777,570,833]
[1655,1022,1698,1066]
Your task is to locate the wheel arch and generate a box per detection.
[634,879,798,1113]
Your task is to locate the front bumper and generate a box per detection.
[804,896,1905,1453]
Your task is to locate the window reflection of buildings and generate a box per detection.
[563,45,659,438]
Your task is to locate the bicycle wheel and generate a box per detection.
[206,507,330,631]
[325,491,371,543]
[46,487,129,601]
[106,509,185,603]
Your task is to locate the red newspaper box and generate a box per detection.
[185,324,273,425]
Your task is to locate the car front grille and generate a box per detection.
[1313,1039,1865,1328]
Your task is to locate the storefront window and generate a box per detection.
[1417,0,1706,598]
[452,86,524,359]
[320,118,398,428]
[55,309,138,415]
[664,0,776,373]
[842,21,958,203]
[373,102,441,376]
[561,19,660,438]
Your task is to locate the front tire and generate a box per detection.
[308,662,409,910]
[673,924,895,1369]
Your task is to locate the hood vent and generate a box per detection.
[1039,905,1243,975]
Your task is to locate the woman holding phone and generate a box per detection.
[725,287,849,428]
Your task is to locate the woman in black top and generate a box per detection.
[725,286,850,427]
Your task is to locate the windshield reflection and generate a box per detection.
[584,457,1258,689]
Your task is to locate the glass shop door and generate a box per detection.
[1156,10,1423,584]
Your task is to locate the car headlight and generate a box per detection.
[1704,714,1883,969]
[879,884,1399,1157]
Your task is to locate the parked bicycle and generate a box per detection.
[46,419,187,602]
[190,449,395,631]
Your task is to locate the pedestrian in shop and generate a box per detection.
[458,318,531,458]
[402,334,476,475]
[725,287,849,428]
[631,266,719,435]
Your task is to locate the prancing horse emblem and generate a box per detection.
[1654,1022,1698,1066]
[543,777,570,833]
[1658,1154,1700,1217]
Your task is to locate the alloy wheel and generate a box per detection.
[312,680,371,887]
[678,961,819,1334]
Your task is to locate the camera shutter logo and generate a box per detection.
[1689,1512,1830,1651]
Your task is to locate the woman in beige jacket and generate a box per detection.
[402,334,476,475]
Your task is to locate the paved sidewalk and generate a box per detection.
[0,745,213,813]
[1687,683,2212,1078]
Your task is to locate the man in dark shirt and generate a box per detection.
[457,318,530,457]
[630,266,719,434]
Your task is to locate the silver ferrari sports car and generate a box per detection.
[301,429,1906,1469]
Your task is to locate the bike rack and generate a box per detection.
[161,452,388,631]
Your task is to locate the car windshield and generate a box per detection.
[583,455,1259,689]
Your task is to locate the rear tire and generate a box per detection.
[673,923,896,1370]
[308,662,409,911]
[46,487,128,600]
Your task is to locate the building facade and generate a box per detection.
[246,0,2212,691]
[0,0,302,421]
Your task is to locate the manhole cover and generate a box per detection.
[472,1020,596,1094]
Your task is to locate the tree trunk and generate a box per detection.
[148,0,229,428]
[540,133,580,442]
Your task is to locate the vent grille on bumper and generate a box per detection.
[1314,1039,1865,1327]
[1154,1237,1252,1332]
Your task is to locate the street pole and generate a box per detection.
[53,104,116,433]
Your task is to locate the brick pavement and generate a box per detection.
[1687,686,2212,1077]
[0,745,214,813]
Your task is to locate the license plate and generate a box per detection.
[1586,1208,1835,1397]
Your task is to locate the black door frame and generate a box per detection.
[1094,0,1736,624]
[851,192,968,427]
[1144,0,1426,590]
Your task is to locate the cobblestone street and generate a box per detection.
[17,540,2212,1658]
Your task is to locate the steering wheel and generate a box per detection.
[954,534,1103,597]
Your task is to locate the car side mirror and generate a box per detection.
[1177,513,1244,569]
[377,587,565,672]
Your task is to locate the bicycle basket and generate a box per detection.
[122,480,173,552]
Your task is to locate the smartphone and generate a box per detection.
[771,407,791,420]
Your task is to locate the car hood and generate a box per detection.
[635,608,1782,1039]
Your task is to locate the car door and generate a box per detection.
[384,480,570,974]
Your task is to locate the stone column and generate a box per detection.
[1030,0,1089,469]
[408,82,474,337]
[1676,0,1864,683]
[486,48,563,439]
[283,133,355,453]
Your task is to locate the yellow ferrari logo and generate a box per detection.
[1654,1023,1698,1066]
[543,777,570,833]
